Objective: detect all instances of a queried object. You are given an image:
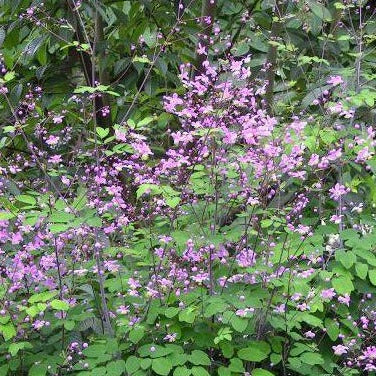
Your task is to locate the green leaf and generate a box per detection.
[270,353,282,365]
[63,320,75,330]
[222,311,249,333]
[138,345,173,359]
[217,367,231,376]
[29,364,47,376]
[96,127,110,139]
[355,263,368,280]
[299,313,323,328]
[4,71,15,82]
[50,299,70,311]
[204,301,228,317]
[140,358,152,370]
[0,323,16,341]
[228,358,244,373]
[129,326,145,344]
[310,2,332,21]
[0,211,16,220]
[238,341,271,362]
[233,42,250,56]
[252,369,275,376]
[178,307,196,324]
[136,183,162,199]
[28,291,58,304]
[86,216,102,227]
[170,353,188,367]
[166,196,180,208]
[325,318,339,341]
[74,85,96,94]
[299,352,324,365]
[133,56,151,64]
[91,368,106,376]
[188,350,210,366]
[173,366,191,376]
[0,365,9,376]
[9,342,32,356]
[83,344,107,357]
[49,223,70,234]
[151,358,172,376]
[106,360,126,376]
[191,366,209,376]
[26,305,40,318]
[165,307,179,318]
[143,27,156,48]
[49,211,75,223]
[335,250,356,269]
[332,276,354,294]
[231,316,248,332]
[126,355,141,374]
[220,342,234,359]
[16,194,36,205]
[369,269,376,286]
[319,129,337,145]
[137,117,154,128]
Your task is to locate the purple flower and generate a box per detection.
[236,248,256,268]
[305,331,316,338]
[48,155,62,164]
[329,183,348,201]
[321,288,336,300]
[332,344,348,356]
[327,75,344,86]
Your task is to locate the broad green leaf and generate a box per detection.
[332,276,354,294]
[188,350,210,366]
[136,184,162,199]
[16,194,36,205]
[166,196,180,208]
[191,367,209,376]
[83,344,107,357]
[138,345,173,358]
[173,366,191,376]
[310,2,332,21]
[129,327,145,344]
[96,127,110,139]
[165,307,179,318]
[125,355,140,374]
[151,358,172,376]
[238,341,271,362]
[9,342,32,356]
[299,352,324,365]
[228,358,244,373]
[179,307,196,324]
[106,360,126,376]
[252,369,275,376]
[0,323,16,341]
[63,320,75,330]
[91,368,106,376]
[217,367,231,376]
[50,299,70,311]
[369,269,376,286]
[325,318,339,341]
[0,365,9,376]
[335,250,356,269]
[29,364,47,376]
[355,263,368,280]
[140,358,152,370]
[28,291,58,304]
